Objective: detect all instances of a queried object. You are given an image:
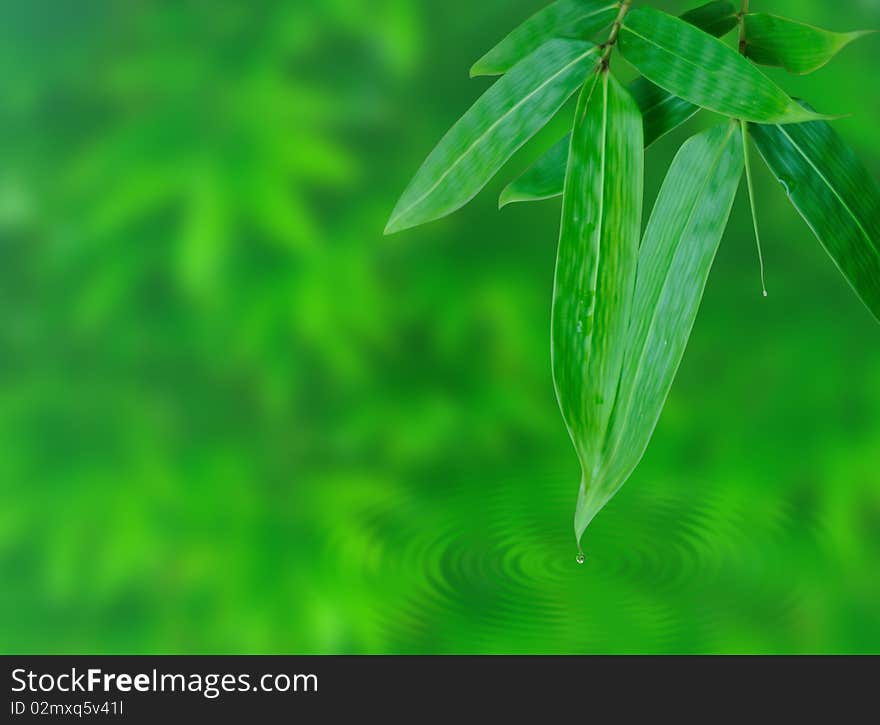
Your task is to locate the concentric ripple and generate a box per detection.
[315,465,825,653]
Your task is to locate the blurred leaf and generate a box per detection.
[501,0,737,207]
[619,7,830,123]
[470,0,617,77]
[4,0,880,656]
[579,123,743,540]
[743,13,875,75]
[750,110,880,323]
[385,39,598,234]
[551,70,643,545]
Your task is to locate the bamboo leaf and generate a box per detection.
[498,82,697,207]
[385,40,598,234]
[619,7,831,123]
[499,82,700,207]
[750,110,880,323]
[551,70,643,544]
[576,123,743,541]
[743,13,875,75]
[679,0,738,37]
[470,0,618,78]
[628,77,702,149]
[499,132,570,207]
[500,0,737,207]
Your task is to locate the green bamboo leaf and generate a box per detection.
[498,80,696,207]
[750,111,880,323]
[628,77,702,149]
[552,70,643,545]
[499,132,570,207]
[576,123,743,542]
[500,1,737,207]
[679,0,738,37]
[385,40,598,234]
[619,7,831,123]
[470,0,618,78]
[743,13,875,75]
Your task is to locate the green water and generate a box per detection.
[319,459,868,653]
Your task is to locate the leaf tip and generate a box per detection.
[782,105,844,124]
[383,214,403,236]
[850,28,879,41]
[468,59,499,78]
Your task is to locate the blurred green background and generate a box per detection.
[1,0,879,654]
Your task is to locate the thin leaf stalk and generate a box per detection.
[737,0,768,296]
[741,120,768,296]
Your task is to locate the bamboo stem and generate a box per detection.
[600,0,633,67]
[738,1,749,54]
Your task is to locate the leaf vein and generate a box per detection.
[775,124,876,255]
[390,45,598,227]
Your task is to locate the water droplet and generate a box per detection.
[763,290,769,298]
[576,552,585,565]
[576,320,583,334]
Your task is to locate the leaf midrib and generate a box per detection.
[390,45,598,228]
[586,70,610,480]
[566,2,621,33]
[552,70,602,459]
[638,89,687,116]
[622,24,710,68]
[474,3,617,73]
[775,124,877,256]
